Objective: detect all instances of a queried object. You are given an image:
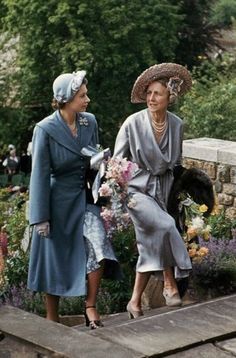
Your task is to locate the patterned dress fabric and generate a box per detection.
[84,206,121,279]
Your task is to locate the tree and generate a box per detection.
[1,0,182,148]
[179,55,236,141]
[170,0,221,68]
[210,0,236,27]
[0,0,224,149]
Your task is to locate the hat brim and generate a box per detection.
[131,63,192,103]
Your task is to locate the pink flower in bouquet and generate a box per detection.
[106,158,138,187]
[99,157,138,237]
[101,207,113,222]
[99,183,113,197]
[100,208,114,232]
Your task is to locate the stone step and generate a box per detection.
[75,294,236,357]
[73,300,198,331]
[73,295,199,331]
[1,295,235,357]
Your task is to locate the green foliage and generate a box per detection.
[0,0,183,148]
[207,209,236,240]
[0,107,39,152]
[99,226,137,313]
[0,189,11,227]
[210,0,236,27]
[192,213,236,298]
[179,55,236,140]
[1,0,224,148]
[170,0,220,68]
[0,190,29,289]
[193,252,236,298]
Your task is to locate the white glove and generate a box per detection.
[90,148,111,170]
[35,221,50,238]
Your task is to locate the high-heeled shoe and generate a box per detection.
[84,306,104,329]
[163,288,182,307]
[126,302,144,319]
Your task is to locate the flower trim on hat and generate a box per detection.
[167,77,183,97]
[131,63,192,103]
[53,70,87,103]
[71,70,87,93]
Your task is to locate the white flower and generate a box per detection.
[205,225,212,232]
[191,216,204,230]
[127,197,137,208]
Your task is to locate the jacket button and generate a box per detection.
[80,175,84,179]
[81,166,85,170]
[80,156,84,160]
[80,184,84,188]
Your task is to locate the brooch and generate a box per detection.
[79,116,89,126]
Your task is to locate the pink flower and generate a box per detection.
[99,183,113,197]
[101,208,114,222]
[98,157,138,238]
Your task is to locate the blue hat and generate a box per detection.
[53,70,86,103]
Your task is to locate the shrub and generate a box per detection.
[99,226,138,313]
[207,209,236,240]
[192,236,236,298]
[179,56,236,141]
[210,0,236,27]
[0,190,29,290]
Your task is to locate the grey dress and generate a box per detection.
[113,108,192,279]
[27,110,120,297]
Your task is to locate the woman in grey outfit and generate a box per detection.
[113,63,192,318]
[27,70,120,328]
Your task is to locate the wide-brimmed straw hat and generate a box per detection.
[131,63,192,103]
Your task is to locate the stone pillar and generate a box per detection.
[183,137,236,219]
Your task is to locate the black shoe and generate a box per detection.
[84,305,104,329]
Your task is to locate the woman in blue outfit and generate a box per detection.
[27,70,120,328]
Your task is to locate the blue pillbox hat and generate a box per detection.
[53,70,86,103]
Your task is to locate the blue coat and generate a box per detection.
[27,110,98,296]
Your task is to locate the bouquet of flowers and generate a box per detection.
[98,157,138,238]
[179,192,212,262]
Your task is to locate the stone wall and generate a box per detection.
[183,137,236,219]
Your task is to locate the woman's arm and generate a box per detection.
[175,122,184,167]
[113,122,131,159]
[29,126,51,225]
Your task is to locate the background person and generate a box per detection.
[2,148,20,177]
[113,63,192,318]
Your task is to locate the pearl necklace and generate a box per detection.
[151,119,167,134]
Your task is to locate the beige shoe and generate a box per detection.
[163,289,182,307]
[126,302,144,319]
